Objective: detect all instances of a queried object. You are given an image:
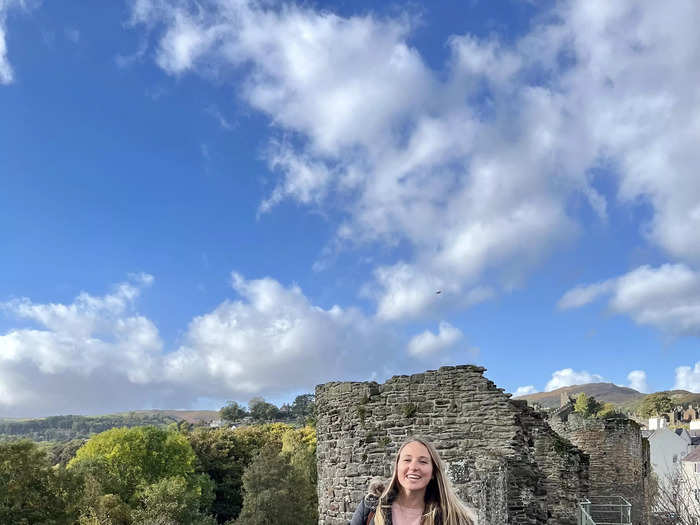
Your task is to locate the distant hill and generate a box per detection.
[126,409,219,424]
[513,382,645,409]
[621,390,700,413]
[0,409,219,443]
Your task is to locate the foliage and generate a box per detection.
[640,393,674,417]
[188,423,305,523]
[69,427,196,505]
[0,440,81,524]
[290,394,316,424]
[248,397,281,422]
[596,402,622,419]
[49,438,89,467]
[234,443,317,525]
[402,403,418,419]
[78,475,132,525]
[220,402,247,423]
[188,429,248,523]
[574,393,603,418]
[130,475,217,525]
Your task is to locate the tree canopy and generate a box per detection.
[639,393,674,417]
[68,426,196,505]
[0,440,81,524]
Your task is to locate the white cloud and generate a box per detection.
[0,275,163,415]
[0,0,28,84]
[560,264,700,336]
[129,0,586,321]
[513,385,537,397]
[627,370,649,393]
[545,368,604,392]
[0,273,411,416]
[130,1,700,324]
[407,321,463,357]
[558,281,614,310]
[675,362,700,393]
[163,272,399,397]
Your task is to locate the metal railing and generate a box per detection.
[578,497,632,525]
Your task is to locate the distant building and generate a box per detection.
[648,416,670,430]
[642,426,692,491]
[680,448,700,520]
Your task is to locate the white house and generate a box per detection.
[649,416,670,430]
[642,427,692,489]
[680,448,700,522]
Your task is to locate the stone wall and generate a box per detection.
[549,414,650,525]
[315,365,589,525]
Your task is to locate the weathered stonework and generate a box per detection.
[315,365,589,525]
[549,414,650,525]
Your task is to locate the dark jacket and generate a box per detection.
[349,479,391,525]
[349,493,392,525]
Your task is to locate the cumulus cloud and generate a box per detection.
[0,274,163,415]
[0,273,409,416]
[163,272,399,397]
[407,321,463,357]
[128,0,700,323]
[627,370,649,393]
[545,368,604,392]
[559,264,700,336]
[513,385,537,397]
[675,362,700,392]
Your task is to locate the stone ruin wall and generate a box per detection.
[550,415,650,525]
[315,365,590,525]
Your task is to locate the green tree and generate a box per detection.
[574,393,603,418]
[639,393,674,417]
[235,444,316,525]
[188,429,248,523]
[0,440,81,524]
[290,394,315,423]
[248,397,281,422]
[596,402,620,419]
[220,402,247,423]
[69,427,197,505]
[49,438,88,467]
[131,475,216,525]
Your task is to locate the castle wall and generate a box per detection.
[315,365,589,525]
[549,415,650,525]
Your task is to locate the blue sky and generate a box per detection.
[1,0,699,417]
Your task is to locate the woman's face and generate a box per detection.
[396,441,434,494]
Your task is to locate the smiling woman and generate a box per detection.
[350,437,478,525]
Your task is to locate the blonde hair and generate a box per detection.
[374,437,476,525]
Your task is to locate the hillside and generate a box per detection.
[0,409,219,443]
[126,409,219,424]
[621,390,700,413]
[513,382,645,408]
